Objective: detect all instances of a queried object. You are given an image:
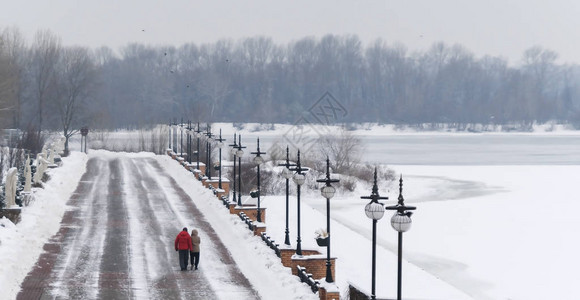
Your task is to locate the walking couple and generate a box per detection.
[174,227,201,271]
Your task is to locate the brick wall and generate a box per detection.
[280,249,321,269]
[318,287,340,300]
[253,225,266,236]
[233,207,267,223]
[216,190,227,200]
[292,256,335,280]
[196,164,206,175]
[220,181,230,195]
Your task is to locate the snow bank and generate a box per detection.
[0,152,87,299]
[159,155,319,300]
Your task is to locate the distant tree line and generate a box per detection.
[2,27,580,130]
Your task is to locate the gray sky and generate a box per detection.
[2,0,580,65]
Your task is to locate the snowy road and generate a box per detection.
[17,155,260,299]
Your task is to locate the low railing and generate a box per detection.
[221,195,230,208]
[207,184,217,195]
[239,212,254,230]
[260,232,281,257]
[297,265,319,293]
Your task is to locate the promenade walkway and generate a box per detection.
[17,156,260,300]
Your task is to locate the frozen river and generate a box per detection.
[244,133,580,165]
[91,128,580,165]
[360,134,580,165]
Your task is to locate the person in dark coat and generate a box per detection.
[175,227,192,270]
[190,229,201,270]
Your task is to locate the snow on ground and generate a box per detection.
[160,153,580,300]
[159,154,319,300]
[3,128,580,299]
[0,152,88,300]
[391,165,580,300]
[280,164,580,300]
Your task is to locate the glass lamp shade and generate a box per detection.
[293,173,306,185]
[236,149,244,157]
[281,167,293,179]
[253,155,265,165]
[320,185,336,199]
[282,168,293,179]
[230,147,238,156]
[207,136,214,142]
[390,213,412,232]
[196,132,203,138]
[365,202,385,220]
[216,141,224,149]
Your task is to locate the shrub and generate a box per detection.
[341,177,357,192]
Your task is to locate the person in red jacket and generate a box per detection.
[174,227,192,271]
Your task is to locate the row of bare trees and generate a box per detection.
[1,28,97,154]
[91,35,580,128]
[3,27,580,132]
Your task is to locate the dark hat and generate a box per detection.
[183,227,188,231]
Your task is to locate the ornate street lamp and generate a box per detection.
[229,133,238,202]
[278,146,296,245]
[194,122,203,171]
[205,124,214,178]
[362,168,388,300]
[316,157,340,283]
[251,138,266,222]
[214,129,226,189]
[290,150,307,256]
[236,135,246,206]
[385,175,416,300]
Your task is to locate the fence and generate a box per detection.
[297,265,320,293]
[238,212,255,231]
[260,232,281,257]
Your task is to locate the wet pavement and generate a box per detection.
[17,156,260,300]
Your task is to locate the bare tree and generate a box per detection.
[29,30,61,132]
[0,27,25,128]
[55,46,96,155]
[315,128,362,174]
[0,31,20,128]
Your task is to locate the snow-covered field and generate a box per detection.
[2,125,580,299]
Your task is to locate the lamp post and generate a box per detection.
[229,133,238,202]
[186,121,192,164]
[290,150,307,256]
[205,124,214,178]
[194,122,202,171]
[316,157,340,283]
[179,117,184,158]
[251,138,266,222]
[172,119,178,154]
[385,175,416,300]
[236,135,246,206]
[214,129,225,189]
[168,120,172,151]
[362,168,388,300]
[278,146,295,245]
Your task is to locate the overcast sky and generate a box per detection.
[2,0,580,65]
